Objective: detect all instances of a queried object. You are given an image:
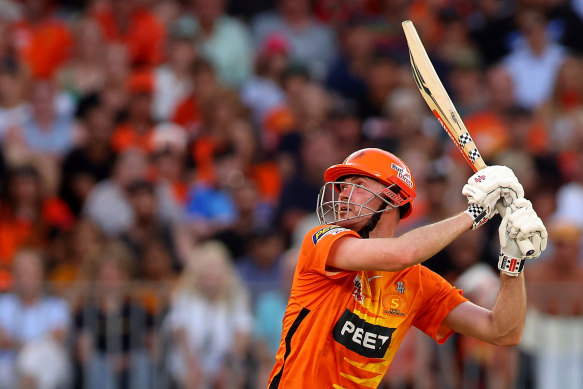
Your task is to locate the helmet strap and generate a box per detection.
[357,201,388,239]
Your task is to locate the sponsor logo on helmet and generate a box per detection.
[391,163,414,189]
[312,226,349,245]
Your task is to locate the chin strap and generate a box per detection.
[358,202,388,239]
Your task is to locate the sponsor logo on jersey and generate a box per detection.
[312,226,349,245]
[333,309,396,358]
[382,295,407,317]
[352,275,364,304]
[390,163,414,189]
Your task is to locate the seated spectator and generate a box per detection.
[502,10,567,110]
[0,248,72,389]
[212,179,272,260]
[252,0,337,81]
[183,146,239,240]
[164,241,252,389]
[91,0,165,69]
[0,58,29,142]
[120,179,181,270]
[17,79,75,159]
[240,34,289,130]
[134,238,179,319]
[83,148,179,237]
[520,220,583,389]
[110,73,155,154]
[172,0,253,87]
[236,228,285,305]
[0,164,74,288]
[12,0,72,79]
[152,34,197,122]
[57,17,107,100]
[171,58,220,136]
[59,93,116,215]
[75,242,154,389]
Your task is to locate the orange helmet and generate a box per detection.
[318,148,416,224]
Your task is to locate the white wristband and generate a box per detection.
[498,253,525,276]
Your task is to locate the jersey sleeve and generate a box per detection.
[412,266,468,344]
[296,224,360,279]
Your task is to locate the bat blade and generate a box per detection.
[402,20,535,257]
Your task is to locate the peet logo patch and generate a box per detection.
[333,309,396,358]
[312,226,349,245]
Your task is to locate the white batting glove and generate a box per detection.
[498,224,525,276]
[503,198,548,259]
[462,166,524,229]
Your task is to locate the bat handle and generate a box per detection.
[496,202,535,256]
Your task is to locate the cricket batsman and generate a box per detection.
[268,148,547,388]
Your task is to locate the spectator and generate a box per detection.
[83,148,178,237]
[213,179,271,259]
[240,34,289,131]
[152,34,197,122]
[18,79,75,159]
[325,18,373,102]
[57,18,107,100]
[252,247,298,388]
[12,0,73,79]
[172,58,220,136]
[110,72,155,154]
[75,242,154,389]
[91,0,166,69]
[0,164,74,285]
[120,179,181,271]
[60,93,116,215]
[520,220,583,389]
[173,0,253,87]
[236,228,286,304]
[252,0,337,81]
[165,241,252,389]
[0,248,72,389]
[183,145,239,240]
[502,9,567,110]
[275,130,341,236]
[0,58,28,142]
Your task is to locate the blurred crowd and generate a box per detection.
[0,0,582,388]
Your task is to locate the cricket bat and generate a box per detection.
[402,20,534,256]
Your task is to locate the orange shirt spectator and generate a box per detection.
[92,3,165,69]
[12,16,73,79]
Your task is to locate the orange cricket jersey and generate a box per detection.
[268,225,468,388]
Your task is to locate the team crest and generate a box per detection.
[396,282,405,294]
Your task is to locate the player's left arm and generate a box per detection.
[441,273,526,346]
[442,199,547,346]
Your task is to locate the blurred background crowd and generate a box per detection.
[0,0,582,388]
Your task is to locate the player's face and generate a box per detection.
[335,176,386,229]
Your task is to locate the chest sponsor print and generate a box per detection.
[332,309,396,358]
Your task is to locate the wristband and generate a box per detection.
[498,252,525,276]
[465,204,488,229]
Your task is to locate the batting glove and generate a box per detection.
[462,166,524,229]
[503,198,548,259]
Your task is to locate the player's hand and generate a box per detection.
[462,166,524,229]
[502,198,548,259]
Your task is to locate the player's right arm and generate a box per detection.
[327,212,473,272]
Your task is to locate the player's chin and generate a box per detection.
[336,216,366,230]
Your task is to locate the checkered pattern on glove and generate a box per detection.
[464,204,488,230]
